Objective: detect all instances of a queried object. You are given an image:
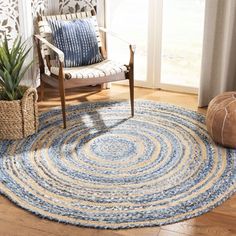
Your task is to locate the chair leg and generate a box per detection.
[129,75,134,117]
[128,45,135,117]
[59,82,66,129]
[58,63,67,129]
[129,68,134,117]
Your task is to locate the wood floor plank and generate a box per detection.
[161,212,236,236]
[158,229,191,236]
[0,85,234,236]
[0,218,58,236]
[212,195,236,217]
[85,227,160,236]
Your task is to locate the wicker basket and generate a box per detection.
[0,87,39,140]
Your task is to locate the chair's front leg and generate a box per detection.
[58,62,67,129]
[129,45,135,117]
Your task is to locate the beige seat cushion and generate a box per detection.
[206,91,236,148]
[50,59,128,80]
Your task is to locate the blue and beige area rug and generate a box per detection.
[0,100,236,229]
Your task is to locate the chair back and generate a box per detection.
[38,11,102,60]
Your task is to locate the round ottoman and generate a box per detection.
[206,91,236,148]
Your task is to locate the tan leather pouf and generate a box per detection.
[206,91,236,148]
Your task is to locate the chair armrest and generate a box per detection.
[99,27,136,52]
[34,34,65,63]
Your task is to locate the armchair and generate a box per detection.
[35,10,135,129]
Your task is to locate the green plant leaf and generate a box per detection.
[10,38,26,67]
[0,36,33,100]
[2,35,10,58]
[0,48,11,72]
[0,69,6,81]
[3,69,14,91]
[0,77,5,87]
[5,90,14,101]
[11,59,24,82]
[16,61,33,86]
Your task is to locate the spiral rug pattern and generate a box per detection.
[0,100,236,229]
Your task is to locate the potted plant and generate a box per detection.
[0,36,38,140]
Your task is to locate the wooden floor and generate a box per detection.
[1,85,236,236]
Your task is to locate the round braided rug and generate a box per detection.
[0,100,236,229]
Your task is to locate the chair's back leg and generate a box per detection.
[128,45,135,117]
[58,62,67,129]
[129,73,134,117]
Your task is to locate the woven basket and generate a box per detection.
[0,87,39,140]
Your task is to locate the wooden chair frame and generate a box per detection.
[35,11,135,129]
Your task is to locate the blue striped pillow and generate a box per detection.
[48,18,103,67]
